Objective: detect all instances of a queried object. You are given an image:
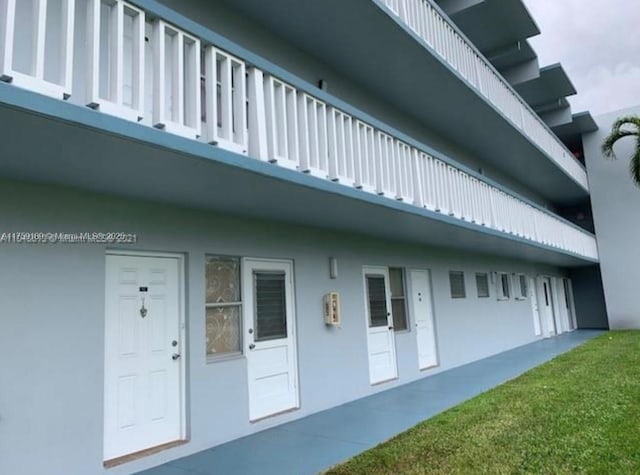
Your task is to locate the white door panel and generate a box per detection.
[243,259,298,421]
[104,254,182,461]
[363,266,398,384]
[409,269,438,370]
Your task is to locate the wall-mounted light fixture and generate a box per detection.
[329,257,338,279]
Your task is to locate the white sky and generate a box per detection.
[522,0,640,117]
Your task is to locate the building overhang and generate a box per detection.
[491,40,538,74]
[436,0,540,53]
[514,64,577,111]
[553,112,599,141]
[0,84,596,267]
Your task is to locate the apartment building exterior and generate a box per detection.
[0,0,607,474]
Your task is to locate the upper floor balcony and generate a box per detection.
[0,0,597,264]
[214,0,589,204]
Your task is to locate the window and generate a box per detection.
[497,272,510,300]
[205,255,242,359]
[253,271,287,341]
[389,268,409,331]
[449,271,466,299]
[516,274,528,300]
[366,275,389,328]
[475,273,490,298]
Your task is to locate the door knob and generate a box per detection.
[249,344,256,350]
[388,326,394,330]
[172,353,181,361]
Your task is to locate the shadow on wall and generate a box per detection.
[570,265,609,329]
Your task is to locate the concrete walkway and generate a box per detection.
[140,330,604,475]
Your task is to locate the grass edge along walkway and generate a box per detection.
[325,331,640,475]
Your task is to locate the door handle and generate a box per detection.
[249,344,256,350]
[172,353,181,361]
[388,326,394,330]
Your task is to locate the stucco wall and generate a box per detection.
[583,106,640,329]
[0,180,567,475]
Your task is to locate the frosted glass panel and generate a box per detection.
[205,256,240,304]
[206,306,241,355]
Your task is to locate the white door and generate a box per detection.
[243,259,299,422]
[104,254,183,461]
[409,269,438,370]
[363,266,398,384]
[538,276,557,337]
[529,276,542,336]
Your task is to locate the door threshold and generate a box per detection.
[104,440,188,469]
[420,364,439,372]
[372,377,398,386]
[250,406,300,423]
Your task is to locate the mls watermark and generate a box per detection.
[0,232,138,244]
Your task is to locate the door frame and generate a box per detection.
[241,257,300,421]
[362,265,399,385]
[104,250,188,454]
[407,268,439,370]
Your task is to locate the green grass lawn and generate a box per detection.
[325,331,640,475]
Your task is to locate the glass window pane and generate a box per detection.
[389,268,405,298]
[367,276,388,327]
[206,305,241,355]
[476,273,489,298]
[449,271,466,298]
[392,299,407,331]
[520,275,528,298]
[501,274,510,298]
[206,256,240,303]
[254,272,287,341]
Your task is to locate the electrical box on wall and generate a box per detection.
[324,292,341,326]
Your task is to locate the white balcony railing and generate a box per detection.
[0,0,598,261]
[380,0,589,190]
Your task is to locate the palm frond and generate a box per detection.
[609,115,640,134]
[629,139,640,187]
[602,129,639,158]
[602,115,640,159]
